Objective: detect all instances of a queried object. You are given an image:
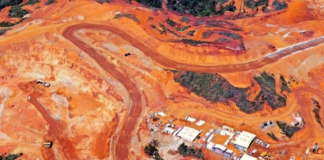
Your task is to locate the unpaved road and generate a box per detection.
[63,26,143,160]
[62,23,324,159]
[29,93,78,160]
[64,23,324,73]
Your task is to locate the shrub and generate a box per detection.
[178,143,204,159]
[180,16,190,23]
[166,18,176,27]
[0,18,25,27]
[22,0,40,6]
[176,25,191,32]
[0,28,9,35]
[280,75,291,93]
[187,30,195,36]
[267,132,278,141]
[9,5,28,18]
[167,0,219,17]
[0,153,23,160]
[0,0,23,11]
[114,14,140,24]
[272,0,288,10]
[45,0,56,5]
[276,121,301,138]
[135,0,162,8]
[144,140,163,160]
[96,0,111,3]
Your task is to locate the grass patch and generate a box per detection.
[267,132,278,141]
[134,0,162,8]
[277,121,301,138]
[178,143,204,159]
[114,14,140,24]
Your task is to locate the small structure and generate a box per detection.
[44,141,53,148]
[224,149,233,157]
[222,125,234,132]
[241,154,257,160]
[36,79,50,87]
[164,127,175,134]
[196,120,205,126]
[177,126,201,142]
[214,144,226,153]
[207,134,214,142]
[207,142,215,150]
[234,131,256,150]
[184,116,196,122]
[124,53,131,56]
[158,112,166,117]
[28,96,31,100]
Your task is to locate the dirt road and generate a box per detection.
[62,26,143,160]
[61,23,324,159]
[63,23,324,73]
[29,93,78,160]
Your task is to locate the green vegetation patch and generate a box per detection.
[45,0,56,5]
[180,16,190,23]
[22,0,40,6]
[144,140,163,160]
[167,0,236,17]
[312,99,323,128]
[178,143,204,159]
[254,72,286,110]
[114,14,140,24]
[166,18,176,27]
[134,0,163,8]
[280,75,291,93]
[175,25,191,32]
[0,152,23,160]
[173,71,287,113]
[187,30,195,36]
[0,0,23,11]
[0,28,9,36]
[277,121,301,138]
[267,132,278,141]
[0,18,25,27]
[9,5,28,18]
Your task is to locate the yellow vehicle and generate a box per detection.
[260,151,267,157]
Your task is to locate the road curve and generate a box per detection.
[63,23,324,73]
[62,26,142,160]
[62,23,324,159]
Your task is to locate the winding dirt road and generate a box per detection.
[29,93,78,160]
[63,23,324,73]
[61,23,324,159]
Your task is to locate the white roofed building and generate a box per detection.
[241,154,257,160]
[177,126,201,142]
[196,120,205,126]
[233,131,256,150]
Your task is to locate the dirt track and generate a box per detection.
[63,23,324,73]
[61,23,324,159]
[29,93,78,160]
[62,26,143,160]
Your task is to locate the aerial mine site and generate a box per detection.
[0,0,324,160]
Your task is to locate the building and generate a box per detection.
[177,126,201,142]
[185,116,196,122]
[233,131,256,150]
[214,144,227,153]
[164,127,175,134]
[158,112,166,117]
[224,149,233,157]
[207,142,215,150]
[241,154,257,160]
[196,120,205,126]
[44,141,53,148]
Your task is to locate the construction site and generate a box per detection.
[0,0,324,160]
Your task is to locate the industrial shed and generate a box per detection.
[241,154,257,160]
[177,126,201,142]
[233,131,256,150]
